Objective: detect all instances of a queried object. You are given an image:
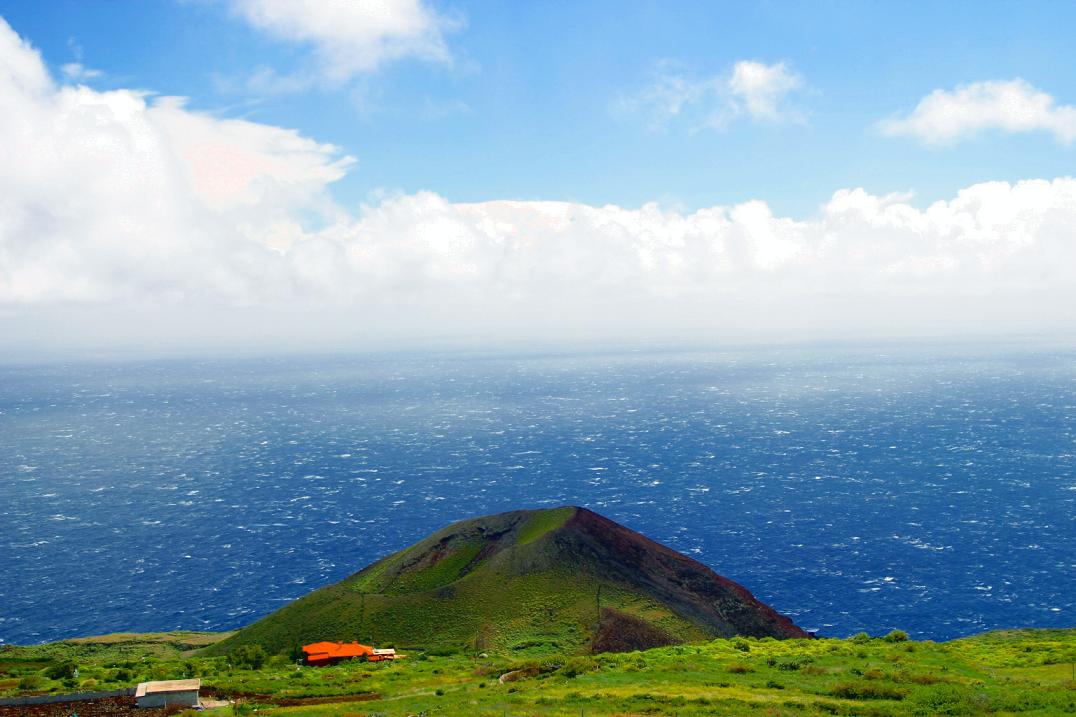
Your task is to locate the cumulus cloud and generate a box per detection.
[879,78,1076,145]
[0,17,352,307]
[1,19,1075,354]
[227,0,459,88]
[620,59,804,130]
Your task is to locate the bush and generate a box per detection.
[912,684,974,714]
[850,632,872,644]
[17,675,45,690]
[230,645,267,670]
[830,681,907,700]
[731,638,751,653]
[267,654,289,668]
[561,656,597,678]
[45,662,77,680]
[726,663,752,674]
[776,658,811,671]
[427,646,458,657]
[884,629,909,643]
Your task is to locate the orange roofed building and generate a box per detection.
[301,641,398,665]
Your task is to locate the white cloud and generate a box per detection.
[728,60,802,121]
[60,62,102,82]
[227,0,459,87]
[0,16,352,307]
[1,19,1075,354]
[620,59,804,130]
[879,79,1076,145]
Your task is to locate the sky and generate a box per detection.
[1,0,1076,357]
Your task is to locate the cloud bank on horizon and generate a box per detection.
[1,15,1074,353]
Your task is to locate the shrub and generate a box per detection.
[765,680,785,690]
[726,663,752,674]
[731,638,751,653]
[45,662,77,680]
[538,659,564,674]
[230,645,267,670]
[884,629,909,643]
[266,654,289,668]
[912,684,974,714]
[830,681,907,700]
[435,688,445,696]
[561,656,597,678]
[850,632,872,644]
[17,675,45,690]
[777,658,811,671]
[427,646,458,657]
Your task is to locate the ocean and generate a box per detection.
[1,344,1073,644]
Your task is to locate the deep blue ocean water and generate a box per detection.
[1,345,1073,645]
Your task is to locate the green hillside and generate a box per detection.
[209,506,805,656]
[3,629,1074,715]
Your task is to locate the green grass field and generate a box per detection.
[3,629,1073,715]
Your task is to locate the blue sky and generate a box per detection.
[6,0,1076,216]
[1,1,1076,355]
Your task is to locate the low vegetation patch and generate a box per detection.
[591,607,679,653]
[1,629,1074,715]
[829,680,908,700]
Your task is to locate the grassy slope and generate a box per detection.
[209,506,803,657]
[215,561,707,656]
[2,629,1074,715]
[209,507,709,655]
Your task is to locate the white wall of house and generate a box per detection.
[135,690,199,708]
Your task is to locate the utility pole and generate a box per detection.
[595,585,602,630]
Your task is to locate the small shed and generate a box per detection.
[134,679,201,708]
